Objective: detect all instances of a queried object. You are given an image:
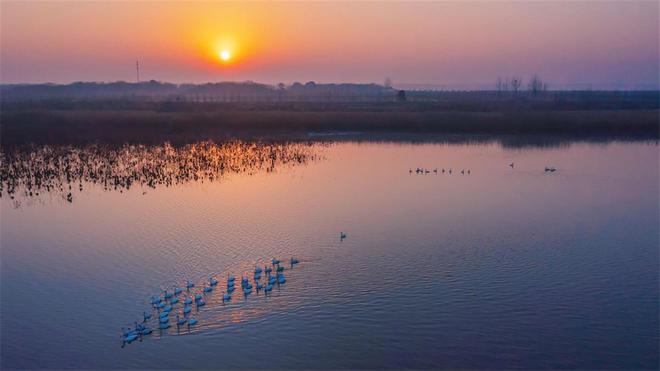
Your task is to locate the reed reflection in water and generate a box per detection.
[0,140,320,204]
[1,139,657,369]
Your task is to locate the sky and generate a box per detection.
[1,1,658,89]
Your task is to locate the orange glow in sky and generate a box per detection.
[0,2,658,88]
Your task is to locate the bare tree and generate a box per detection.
[496,77,503,93]
[510,76,522,93]
[527,74,547,94]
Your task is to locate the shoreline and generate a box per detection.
[2,108,658,146]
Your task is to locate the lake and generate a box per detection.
[1,138,658,369]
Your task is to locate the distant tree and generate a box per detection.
[304,81,316,87]
[527,74,547,94]
[496,76,512,93]
[510,76,522,93]
[397,90,407,102]
[503,77,510,92]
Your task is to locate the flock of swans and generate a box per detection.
[410,163,559,175]
[121,257,300,346]
[410,167,471,175]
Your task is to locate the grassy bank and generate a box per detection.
[2,108,658,145]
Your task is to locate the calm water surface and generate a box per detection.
[1,139,658,369]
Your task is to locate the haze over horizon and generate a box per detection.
[2,2,658,89]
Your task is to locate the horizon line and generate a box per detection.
[2,80,659,92]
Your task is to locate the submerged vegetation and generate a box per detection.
[0,141,319,204]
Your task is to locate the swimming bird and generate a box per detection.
[264,266,273,274]
[196,299,206,307]
[188,318,198,327]
[159,316,169,324]
[256,283,264,291]
[186,281,195,290]
[467,170,470,174]
[509,162,514,168]
[194,294,203,302]
[265,284,273,292]
[163,290,173,300]
[243,287,252,295]
[184,297,192,305]
[183,305,192,315]
[254,272,262,280]
[222,292,231,302]
[139,326,152,336]
[340,232,347,239]
[159,311,169,319]
[268,276,277,285]
[227,274,235,282]
[272,258,280,265]
[434,169,438,174]
[143,311,152,321]
[276,265,284,272]
[227,285,235,293]
[170,297,179,305]
[174,287,182,295]
[203,286,213,293]
[176,314,186,327]
[290,257,299,265]
[254,266,262,274]
[122,327,136,337]
[163,305,173,313]
[155,302,165,309]
[122,327,137,338]
[123,331,139,344]
[150,296,162,305]
[277,274,286,284]
[209,277,218,286]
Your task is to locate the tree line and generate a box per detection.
[496,74,548,94]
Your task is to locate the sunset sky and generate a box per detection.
[1,1,658,89]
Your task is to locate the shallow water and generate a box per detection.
[1,139,658,369]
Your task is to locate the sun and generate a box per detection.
[219,50,231,62]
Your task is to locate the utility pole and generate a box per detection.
[136,60,140,83]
